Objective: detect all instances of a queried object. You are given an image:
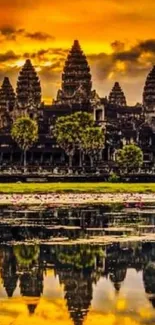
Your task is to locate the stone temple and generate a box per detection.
[0,39,155,172]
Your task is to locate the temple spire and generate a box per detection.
[109,82,127,106]
[61,40,92,97]
[0,77,16,111]
[143,65,155,109]
[16,59,41,109]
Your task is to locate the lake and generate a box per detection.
[0,205,155,324]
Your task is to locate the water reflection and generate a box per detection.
[1,242,155,324]
[1,205,155,241]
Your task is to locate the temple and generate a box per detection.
[1,241,155,323]
[0,40,155,172]
[109,82,127,106]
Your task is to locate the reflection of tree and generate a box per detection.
[14,245,39,267]
[54,245,105,270]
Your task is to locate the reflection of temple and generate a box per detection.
[1,246,18,297]
[2,242,155,321]
[109,268,127,292]
[1,40,155,167]
[142,242,155,308]
[19,268,44,314]
[54,245,104,325]
[1,205,155,241]
[17,246,44,315]
[58,269,93,325]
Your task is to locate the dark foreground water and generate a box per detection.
[1,205,155,325]
[0,204,155,241]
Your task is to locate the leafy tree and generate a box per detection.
[11,116,38,171]
[81,127,105,167]
[53,111,104,168]
[116,144,143,173]
[14,245,39,267]
[54,245,105,270]
[53,117,79,167]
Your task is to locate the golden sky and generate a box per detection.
[0,0,155,104]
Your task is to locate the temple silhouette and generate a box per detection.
[1,242,155,325]
[0,39,154,169]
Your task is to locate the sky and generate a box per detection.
[0,0,155,104]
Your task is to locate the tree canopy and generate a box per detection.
[11,116,38,169]
[81,126,105,166]
[53,111,105,167]
[116,144,143,173]
[11,116,38,151]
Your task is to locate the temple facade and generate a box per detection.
[0,40,155,171]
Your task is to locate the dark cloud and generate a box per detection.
[88,38,155,84]
[0,51,20,62]
[114,50,140,62]
[23,48,68,63]
[138,39,155,53]
[0,26,24,40]
[0,25,55,42]
[111,40,125,52]
[25,32,55,41]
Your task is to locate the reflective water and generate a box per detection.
[0,204,155,241]
[1,206,155,324]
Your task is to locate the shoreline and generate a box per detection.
[4,234,155,246]
[0,192,155,206]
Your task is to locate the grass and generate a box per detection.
[0,182,155,193]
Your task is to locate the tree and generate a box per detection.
[53,117,79,167]
[53,111,104,168]
[116,144,143,173]
[11,116,38,171]
[81,127,105,167]
[14,245,39,267]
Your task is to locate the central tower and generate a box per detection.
[62,40,92,96]
[56,40,92,104]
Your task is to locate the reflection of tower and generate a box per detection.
[109,267,127,293]
[1,246,18,297]
[19,266,44,314]
[14,245,44,315]
[53,245,105,325]
[143,262,155,308]
[58,268,93,325]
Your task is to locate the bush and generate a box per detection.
[108,172,120,183]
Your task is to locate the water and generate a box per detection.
[1,205,155,324]
[0,204,155,241]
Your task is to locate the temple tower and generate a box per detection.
[109,82,127,106]
[0,77,15,112]
[16,59,41,110]
[0,77,15,130]
[56,40,92,104]
[62,40,92,96]
[143,66,155,110]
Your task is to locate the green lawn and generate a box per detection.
[0,183,155,193]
